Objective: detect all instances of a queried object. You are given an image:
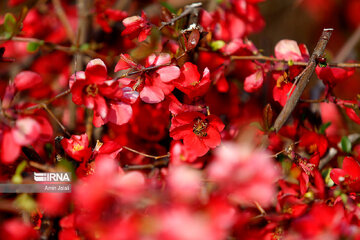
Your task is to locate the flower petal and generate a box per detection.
[85,59,108,84]
[140,85,164,103]
[156,66,180,83]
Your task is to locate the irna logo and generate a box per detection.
[34,172,71,182]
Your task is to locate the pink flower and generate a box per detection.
[1,117,41,164]
[207,142,279,207]
[274,39,309,61]
[243,69,264,93]
[115,53,180,103]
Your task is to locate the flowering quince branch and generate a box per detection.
[19,89,71,113]
[122,158,169,171]
[0,36,102,58]
[158,2,203,30]
[273,28,333,132]
[122,146,170,160]
[41,104,71,138]
[231,54,360,68]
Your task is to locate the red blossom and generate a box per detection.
[116,53,180,103]
[316,66,355,87]
[61,133,92,162]
[175,62,211,99]
[331,157,360,192]
[14,71,42,91]
[170,112,224,157]
[70,59,136,127]
[121,11,151,42]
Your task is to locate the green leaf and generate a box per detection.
[341,136,352,153]
[319,121,331,135]
[14,194,37,213]
[250,121,264,131]
[287,59,294,66]
[3,13,16,36]
[26,42,41,52]
[11,160,27,184]
[160,2,176,14]
[210,40,225,51]
[80,43,90,51]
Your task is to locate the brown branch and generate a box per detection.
[115,63,171,79]
[231,55,360,68]
[0,36,103,58]
[273,28,333,132]
[42,104,71,137]
[335,26,360,62]
[28,161,56,172]
[122,158,169,171]
[158,2,202,30]
[20,89,71,113]
[122,146,170,160]
[52,0,76,44]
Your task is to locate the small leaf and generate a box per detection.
[263,104,273,131]
[14,194,37,213]
[11,160,27,184]
[80,43,90,51]
[26,42,40,52]
[160,2,176,14]
[319,121,331,135]
[250,121,264,131]
[3,13,17,36]
[210,40,225,51]
[287,59,294,66]
[340,136,352,153]
[186,29,200,51]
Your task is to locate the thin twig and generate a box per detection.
[42,104,71,137]
[122,158,169,171]
[158,2,202,30]
[20,89,71,112]
[52,0,76,44]
[231,55,360,68]
[28,161,56,172]
[122,146,170,160]
[335,26,360,62]
[273,29,333,132]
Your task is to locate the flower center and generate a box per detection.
[86,84,99,97]
[73,143,84,152]
[193,118,208,137]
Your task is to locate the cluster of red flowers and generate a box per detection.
[1,0,360,239]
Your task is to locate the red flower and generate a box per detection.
[273,82,294,107]
[14,71,42,91]
[170,112,224,157]
[121,11,151,42]
[70,58,137,127]
[316,66,354,87]
[61,134,92,162]
[116,53,180,103]
[1,117,42,164]
[243,69,264,93]
[175,62,211,99]
[330,156,360,192]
